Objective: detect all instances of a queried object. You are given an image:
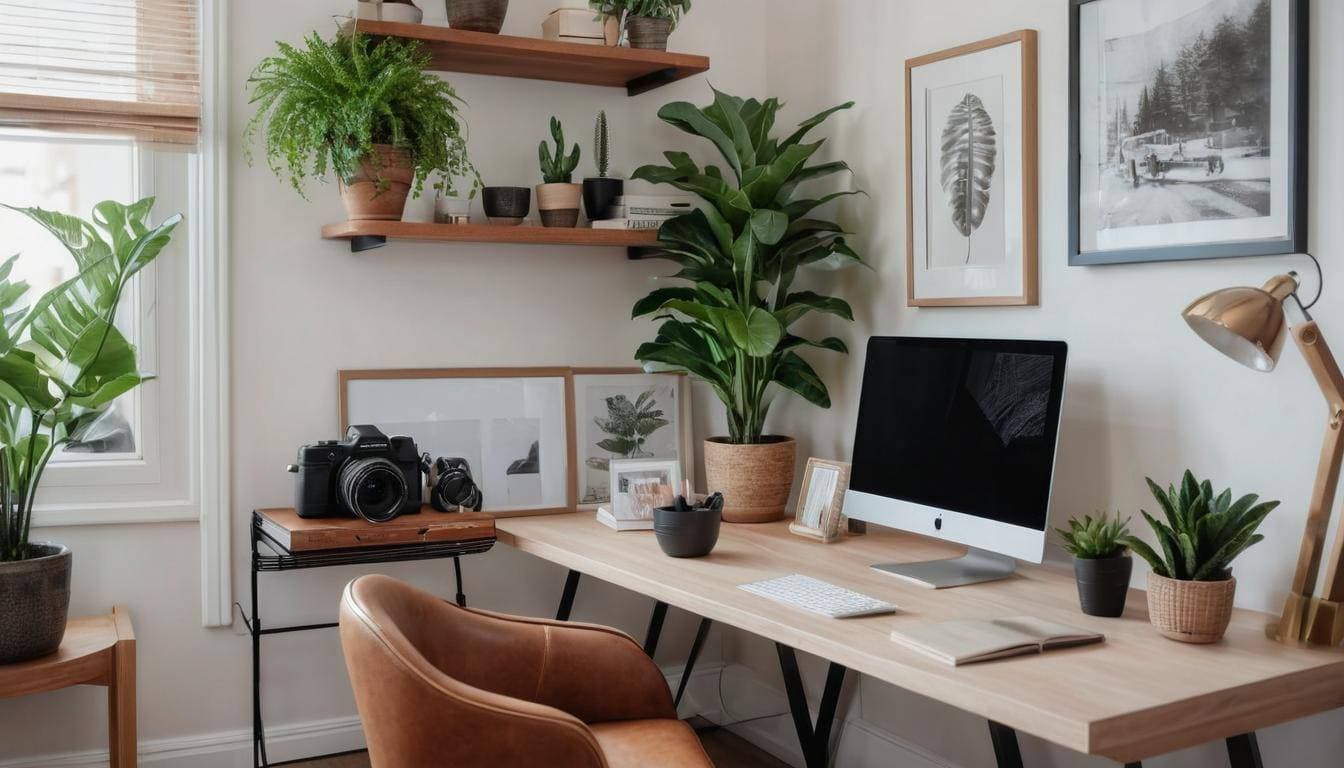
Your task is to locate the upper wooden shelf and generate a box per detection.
[322,220,660,254]
[353,20,709,95]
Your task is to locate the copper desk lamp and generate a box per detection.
[1183,271,1344,647]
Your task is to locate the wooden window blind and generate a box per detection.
[0,0,200,146]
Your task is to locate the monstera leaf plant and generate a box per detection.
[0,198,178,662]
[630,87,862,522]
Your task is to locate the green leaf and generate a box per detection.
[749,209,788,246]
[633,287,700,319]
[775,291,854,327]
[722,307,781,357]
[773,352,830,407]
[779,101,854,152]
[656,101,744,181]
[1121,535,1169,577]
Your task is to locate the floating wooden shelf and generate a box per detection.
[322,220,661,254]
[352,20,710,95]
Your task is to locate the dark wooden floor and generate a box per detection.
[286,723,789,767]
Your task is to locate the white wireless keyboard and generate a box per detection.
[738,574,897,618]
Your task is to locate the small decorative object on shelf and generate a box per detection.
[583,110,623,221]
[590,0,691,50]
[654,489,722,558]
[446,0,510,33]
[481,186,531,225]
[356,0,424,23]
[536,116,583,228]
[1123,471,1279,643]
[543,6,617,45]
[789,459,851,543]
[245,31,476,222]
[0,200,179,663]
[1056,512,1133,618]
[630,86,862,523]
[433,141,484,224]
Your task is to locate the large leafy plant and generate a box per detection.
[245,31,475,199]
[0,199,179,561]
[630,88,863,444]
[1122,471,1279,582]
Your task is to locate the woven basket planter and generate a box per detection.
[703,436,796,524]
[1146,572,1236,644]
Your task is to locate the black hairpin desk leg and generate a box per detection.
[674,618,713,708]
[988,722,1024,768]
[776,644,847,768]
[644,601,669,656]
[555,569,581,621]
[1226,733,1263,768]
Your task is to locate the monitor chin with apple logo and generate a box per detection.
[843,336,1068,589]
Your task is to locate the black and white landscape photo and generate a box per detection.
[1076,0,1300,260]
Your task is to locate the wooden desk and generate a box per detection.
[0,607,136,767]
[496,513,1344,767]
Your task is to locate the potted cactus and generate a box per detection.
[1057,512,1133,618]
[1122,471,1279,644]
[536,117,582,228]
[582,110,622,221]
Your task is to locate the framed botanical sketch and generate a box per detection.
[340,368,574,517]
[788,458,851,543]
[906,30,1039,307]
[572,368,692,510]
[1070,0,1307,265]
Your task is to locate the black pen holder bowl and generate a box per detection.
[653,506,721,558]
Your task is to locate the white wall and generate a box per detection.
[0,0,766,762]
[732,1,1344,766]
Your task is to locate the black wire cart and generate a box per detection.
[240,509,496,768]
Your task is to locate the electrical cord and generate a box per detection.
[1303,252,1324,310]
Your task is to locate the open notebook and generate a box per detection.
[890,617,1104,666]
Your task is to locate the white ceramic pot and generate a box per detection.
[356,0,425,24]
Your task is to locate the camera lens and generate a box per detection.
[337,457,407,523]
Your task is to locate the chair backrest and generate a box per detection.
[339,574,608,767]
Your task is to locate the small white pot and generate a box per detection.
[356,1,424,24]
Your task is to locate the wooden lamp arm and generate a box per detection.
[1289,321,1344,602]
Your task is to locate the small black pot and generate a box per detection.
[0,542,72,663]
[482,186,530,224]
[1073,554,1133,618]
[582,177,623,221]
[653,506,721,558]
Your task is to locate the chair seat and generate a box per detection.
[590,719,714,768]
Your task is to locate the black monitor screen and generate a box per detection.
[849,337,1067,531]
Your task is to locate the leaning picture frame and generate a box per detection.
[339,368,575,517]
[1069,0,1308,266]
[572,368,693,511]
[608,458,683,522]
[788,458,852,543]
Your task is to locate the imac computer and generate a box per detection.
[844,336,1068,588]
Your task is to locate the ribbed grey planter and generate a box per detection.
[445,0,509,33]
[0,542,72,663]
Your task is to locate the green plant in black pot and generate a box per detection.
[591,0,691,50]
[536,117,583,228]
[1123,470,1278,643]
[1057,512,1132,617]
[583,110,623,221]
[0,199,180,663]
[244,31,475,222]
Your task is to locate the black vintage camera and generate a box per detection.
[287,425,422,523]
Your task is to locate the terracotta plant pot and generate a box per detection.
[0,543,71,663]
[626,16,673,50]
[446,0,509,33]
[703,436,796,524]
[1146,571,1236,644]
[1073,554,1132,618]
[536,182,582,228]
[340,144,414,221]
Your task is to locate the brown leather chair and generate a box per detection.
[339,574,714,768]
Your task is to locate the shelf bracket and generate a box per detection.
[628,246,662,260]
[627,68,680,97]
[350,235,388,253]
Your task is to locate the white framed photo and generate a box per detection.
[789,458,851,542]
[906,30,1038,306]
[573,369,692,510]
[608,458,682,521]
[340,368,573,516]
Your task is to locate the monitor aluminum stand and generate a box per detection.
[872,547,1018,589]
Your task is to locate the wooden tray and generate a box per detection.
[256,506,496,552]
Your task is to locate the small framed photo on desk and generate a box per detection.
[609,458,682,521]
[789,458,851,542]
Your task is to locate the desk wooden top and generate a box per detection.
[495,514,1344,762]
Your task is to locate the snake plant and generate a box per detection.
[1122,470,1279,581]
[630,87,863,444]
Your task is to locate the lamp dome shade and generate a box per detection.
[1182,278,1295,372]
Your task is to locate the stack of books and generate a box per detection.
[592,195,697,230]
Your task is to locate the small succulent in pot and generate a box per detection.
[536,117,582,228]
[1056,512,1132,617]
[583,110,623,221]
[590,0,691,50]
[1122,470,1279,643]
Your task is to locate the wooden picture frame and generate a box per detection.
[906,30,1039,307]
[571,367,693,510]
[339,368,576,518]
[608,458,683,522]
[788,458,852,543]
[1069,0,1308,266]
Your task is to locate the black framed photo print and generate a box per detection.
[1069,0,1307,265]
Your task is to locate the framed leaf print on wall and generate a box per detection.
[906,30,1039,306]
